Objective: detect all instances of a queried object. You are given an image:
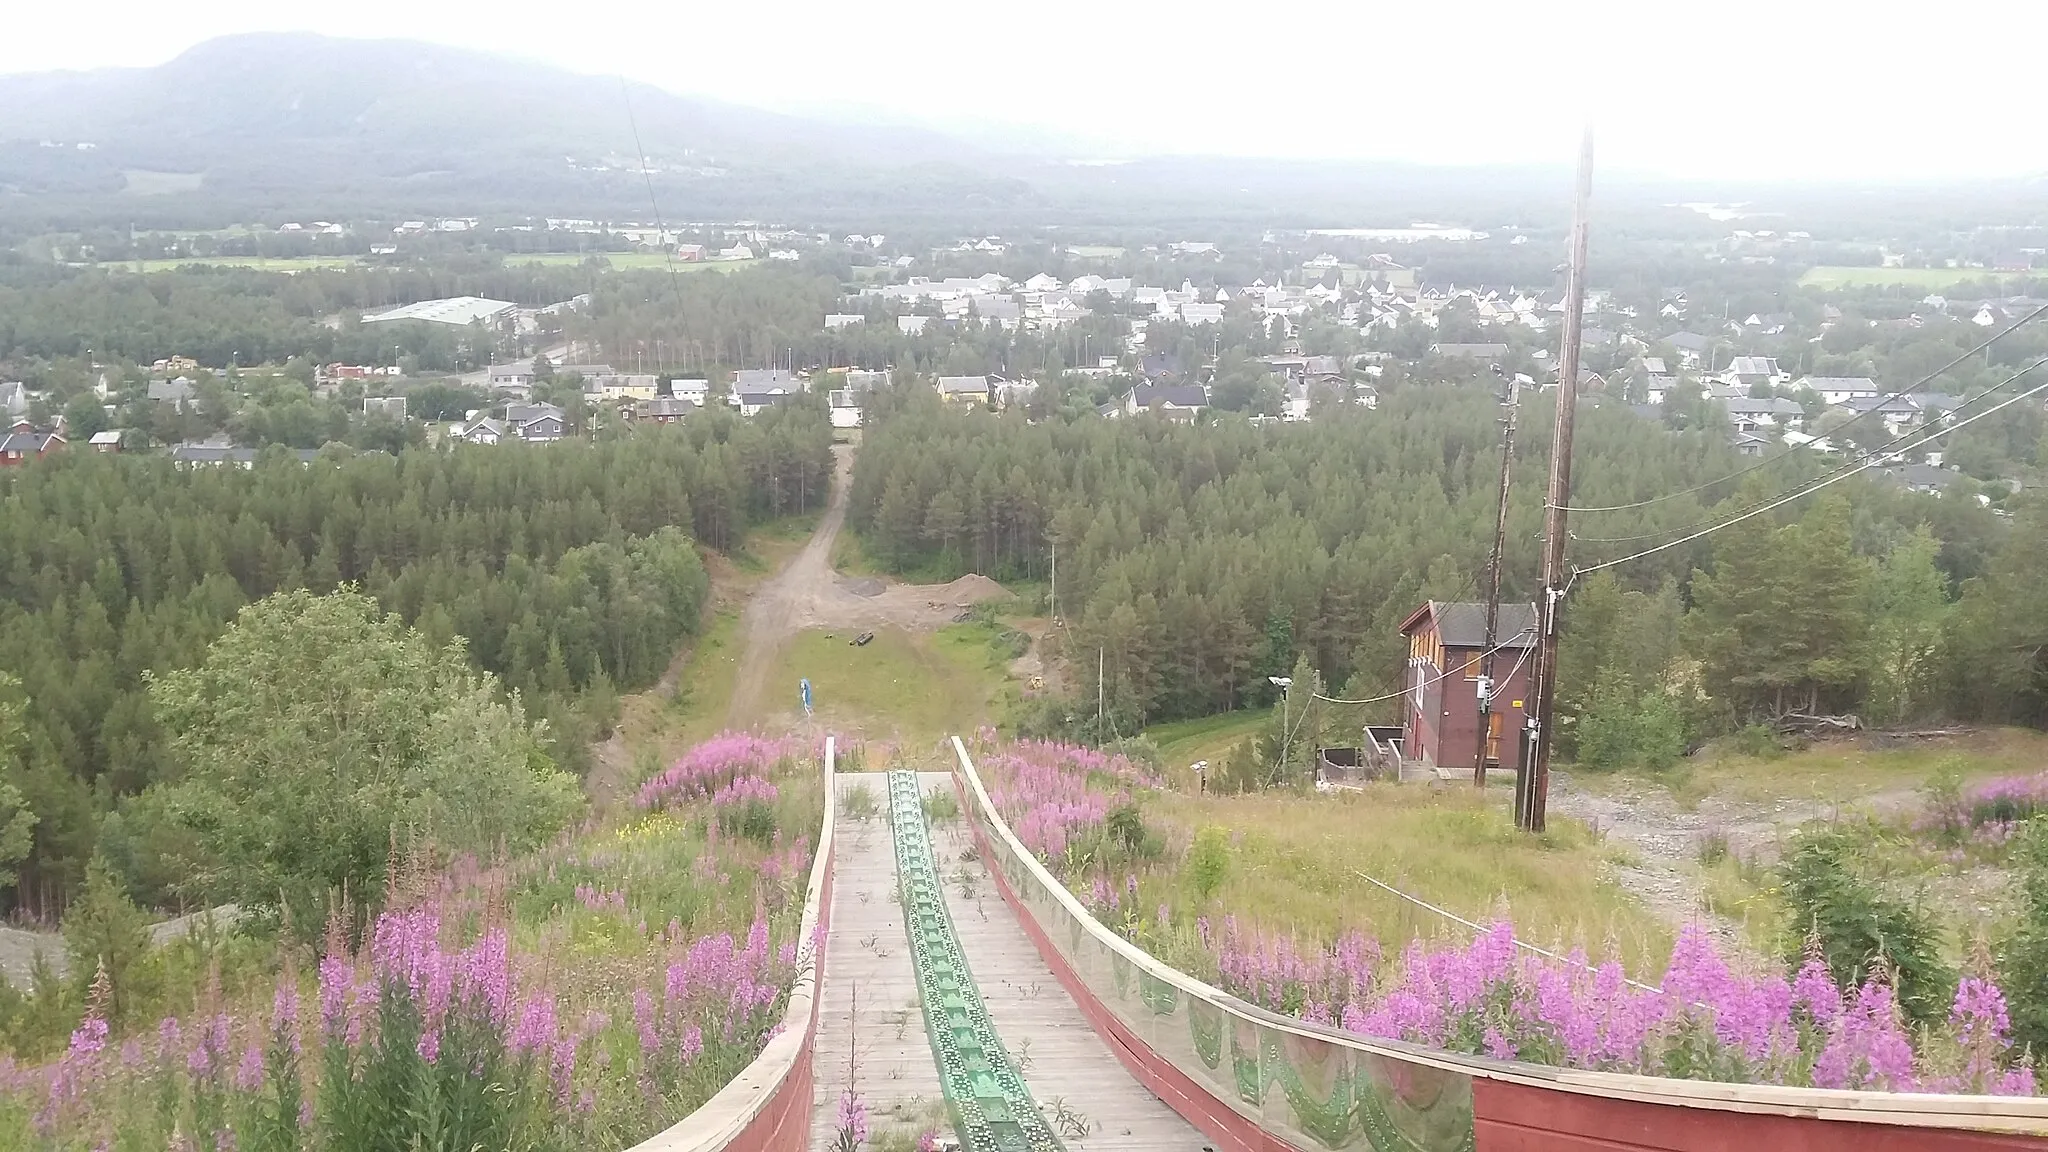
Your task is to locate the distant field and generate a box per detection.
[509,252,760,272]
[1798,265,2030,290]
[111,256,360,273]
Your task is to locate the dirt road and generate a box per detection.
[724,444,1006,726]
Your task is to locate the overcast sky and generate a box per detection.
[6,0,2046,183]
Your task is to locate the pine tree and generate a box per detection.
[63,854,154,1022]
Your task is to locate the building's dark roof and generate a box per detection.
[0,431,60,454]
[1665,331,1713,352]
[1883,464,1963,491]
[1139,353,1184,379]
[1132,384,1208,409]
[1401,600,1539,649]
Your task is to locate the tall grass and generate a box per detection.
[2,733,824,1150]
[973,738,2037,1095]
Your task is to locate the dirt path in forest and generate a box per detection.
[725,443,1007,727]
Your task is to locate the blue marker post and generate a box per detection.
[800,677,813,718]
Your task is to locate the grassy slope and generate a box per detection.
[758,622,1011,744]
[1150,783,1671,975]
[1144,711,1267,785]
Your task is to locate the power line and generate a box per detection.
[1350,862,1670,998]
[1576,356,2048,577]
[1310,628,1536,707]
[1561,302,2048,514]
[1571,352,2048,545]
[619,78,689,328]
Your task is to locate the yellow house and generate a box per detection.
[936,375,991,405]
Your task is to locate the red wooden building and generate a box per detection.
[0,430,64,467]
[1398,600,1538,774]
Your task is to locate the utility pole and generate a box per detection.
[1474,365,1520,788]
[1097,647,1105,733]
[1520,127,1596,834]
[1050,537,1058,624]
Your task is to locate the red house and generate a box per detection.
[0,430,64,467]
[1398,600,1538,775]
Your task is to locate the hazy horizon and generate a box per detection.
[8,0,2048,184]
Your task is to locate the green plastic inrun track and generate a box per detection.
[888,769,1064,1152]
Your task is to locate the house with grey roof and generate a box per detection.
[1722,396,1806,432]
[936,376,992,405]
[1123,384,1209,421]
[148,376,197,412]
[1431,343,1510,360]
[1800,376,1882,405]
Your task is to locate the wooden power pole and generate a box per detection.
[1520,128,1596,834]
[1474,366,1519,788]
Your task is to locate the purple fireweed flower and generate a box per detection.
[318,952,352,1040]
[639,732,794,809]
[235,1043,264,1090]
[835,1089,869,1144]
[66,1015,108,1062]
[634,987,658,1055]
[272,981,302,1056]
[510,994,558,1057]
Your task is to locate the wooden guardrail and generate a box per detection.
[623,737,837,1152]
[947,736,2048,1152]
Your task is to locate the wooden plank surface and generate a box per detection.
[809,773,949,1150]
[920,773,1203,1152]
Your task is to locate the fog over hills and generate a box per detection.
[1,33,2037,234]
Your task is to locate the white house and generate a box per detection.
[487,361,537,392]
[824,314,865,330]
[669,378,711,405]
[828,389,862,429]
[1799,376,1882,405]
[898,315,933,335]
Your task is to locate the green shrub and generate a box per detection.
[1695,827,1730,866]
[717,799,778,844]
[1106,803,1147,855]
[922,787,960,824]
[1778,824,1953,1026]
[1731,722,1786,760]
[1188,826,1231,900]
[1212,738,1264,795]
[1995,817,2048,1052]
[1920,760,1967,846]
[840,782,879,822]
[1576,678,1686,772]
[1106,736,1161,772]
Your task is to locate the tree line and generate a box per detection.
[847,386,2025,757]
[0,407,832,915]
